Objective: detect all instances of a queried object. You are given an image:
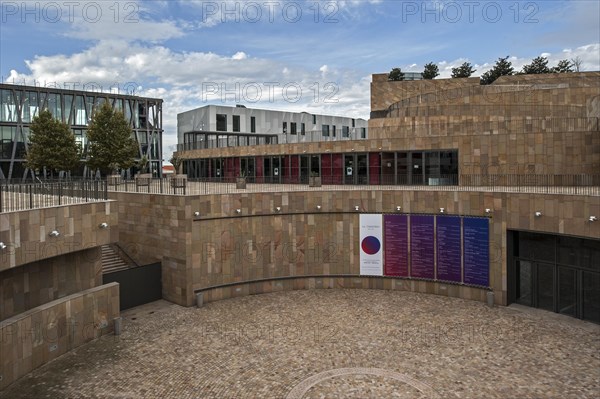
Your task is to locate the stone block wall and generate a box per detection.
[0,247,102,321]
[0,201,117,271]
[0,283,119,390]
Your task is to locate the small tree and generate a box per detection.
[137,155,149,174]
[451,62,476,78]
[521,56,551,74]
[480,56,514,85]
[170,156,183,175]
[388,68,405,81]
[26,109,81,178]
[571,56,583,72]
[422,62,439,79]
[552,59,574,73]
[86,102,138,177]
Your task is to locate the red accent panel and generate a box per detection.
[225,158,236,182]
[255,157,264,183]
[332,154,343,184]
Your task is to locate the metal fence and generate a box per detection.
[0,180,108,213]
[104,174,600,196]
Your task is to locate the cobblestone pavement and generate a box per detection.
[1,290,599,398]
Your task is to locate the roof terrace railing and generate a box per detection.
[104,174,600,197]
[0,180,108,213]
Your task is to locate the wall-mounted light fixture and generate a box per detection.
[589,216,597,222]
[194,211,200,217]
[275,207,281,212]
[316,205,321,210]
[535,211,542,217]
[0,242,6,250]
[99,222,109,229]
[439,208,445,214]
[236,209,241,214]
[396,206,402,212]
[355,205,360,211]
[485,208,492,215]
[49,230,60,237]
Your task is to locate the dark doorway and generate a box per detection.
[508,231,600,324]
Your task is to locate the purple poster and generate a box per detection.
[436,216,462,283]
[463,218,490,286]
[410,215,435,279]
[384,215,408,276]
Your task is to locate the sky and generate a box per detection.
[1,0,599,159]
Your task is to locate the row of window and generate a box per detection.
[215,113,364,137]
[0,89,159,129]
[183,150,459,186]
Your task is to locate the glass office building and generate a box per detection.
[0,83,163,180]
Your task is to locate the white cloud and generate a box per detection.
[232,52,248,60]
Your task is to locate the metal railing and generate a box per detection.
[104,174,599,196]
[0,180,108,213]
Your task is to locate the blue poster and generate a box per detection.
[436,216,462,283]
[410,215,435,279]
[463,218,489,286]
[384,215,409,277]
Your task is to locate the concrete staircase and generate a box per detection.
[101,245,130,274]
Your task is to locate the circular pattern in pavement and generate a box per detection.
[286,367,443,398]
[0,289,598,398]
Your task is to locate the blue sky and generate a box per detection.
[1,0,599,156]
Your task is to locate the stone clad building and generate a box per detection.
[169,72,599,323]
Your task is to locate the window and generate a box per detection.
[313,115,317,124]
[251,116,256,133]
[332,126,336,137]
[301,123,305,135]
[283,122,287,133]
[361,128,366,138]
[290,122,297,135]
[216,114,227,131]
[233,115,240,132]
[322,125,329,137]
[352,119,355,128]
[342,126,349,138]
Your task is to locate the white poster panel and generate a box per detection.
[359,214,383,276]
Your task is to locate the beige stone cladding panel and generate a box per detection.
[187,190,598,308]
[0,282,119,390]
[109,192,193,306]
[0,247,102,321]
[0,201,116,271]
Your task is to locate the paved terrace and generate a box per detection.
[1,290,598,398]
[2,178,598,212]
[108,179,600,196]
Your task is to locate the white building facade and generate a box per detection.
[177,105,368,150]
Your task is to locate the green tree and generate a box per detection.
[86,101,138,177]
[480,56,514,85]
[451,62,476,78]
[422,62,439,79]
[26,109,81,178]
[521,56,551,74]
[170,156,183,175]
[387,67,405,81]
[552,59,574,73]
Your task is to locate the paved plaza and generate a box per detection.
[1,289,599,398]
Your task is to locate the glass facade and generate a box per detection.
[0,84,163,180]
[183,149,459,186]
